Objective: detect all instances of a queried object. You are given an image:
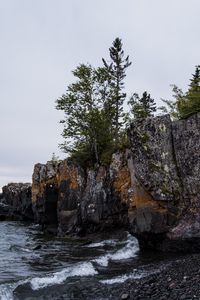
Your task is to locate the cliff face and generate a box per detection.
[1,183,33,220]
[32,154,130,235]
[32,160,85,234]
[128,113,200,251]
[32,113,200,251]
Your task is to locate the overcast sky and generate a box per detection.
[0,0,199,190]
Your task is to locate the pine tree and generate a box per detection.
[160,66,200,120]
[102,38,131,142]
[128,91,157,119]
[182,65,200,117]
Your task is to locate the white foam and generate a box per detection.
[100,270,145,285]
[30,262,98,290]
[94,254,110,267]
[93,234,139,267]
[0,279,29,300]
[86,239,118,248]
[0,284,14,300]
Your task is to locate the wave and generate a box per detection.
[9,245,32,253]
[0,232,140,297]
[0,279,29,300]
[0,284,14,300]
[93,234,139,267]
[86,239,118,248]
[30,262,98,290]
[0,262,97,297]
[100,271,144,284]
[100,267,158,285]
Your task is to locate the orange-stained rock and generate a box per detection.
[31,113,200,252]
[32,159,85,234]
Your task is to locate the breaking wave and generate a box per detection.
[86,239,118,248]
[100,269,146,284]
[0,227,141,298]
[0,279,29,300]
[30,262,98,290]
[93,234,139,267]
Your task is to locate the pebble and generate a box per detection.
[121,293,129,299]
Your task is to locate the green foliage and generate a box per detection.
[159,66,200,120]
[179,65,200,118]
[56,38,132,168]
[128,91,157,120]
[56,64,113,167]
[102,38,132,142]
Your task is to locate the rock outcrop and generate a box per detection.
[1,183,33,220]
[32,154,130,235]
[32,113,200,252]
[127,113,200,251]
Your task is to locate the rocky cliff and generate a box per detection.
[0,183,33,220]
[32,113,200,252]
[32,154,130,235]
[128,113,200,251]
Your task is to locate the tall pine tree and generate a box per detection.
[102,38,131,142]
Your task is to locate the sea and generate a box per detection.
[0,221,176,300]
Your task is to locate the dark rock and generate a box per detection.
[127,112,200,252]
[32,113,200,252]
[1,183,33,220]
[32,153,130,235]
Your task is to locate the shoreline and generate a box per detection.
[13,253,200,300]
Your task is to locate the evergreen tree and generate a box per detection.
[128,91,157,119]
[102,38,131,141]
[179,65,200,118]
[160,66,200,120]
[159,85,183,120]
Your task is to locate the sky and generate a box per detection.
[0,0,199,191]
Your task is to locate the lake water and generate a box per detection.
[0,221,176,299]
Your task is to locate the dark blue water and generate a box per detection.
[0,222,175,300]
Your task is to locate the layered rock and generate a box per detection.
[32,112,200,252]
[1,183,33,220]
[32,154,131,235]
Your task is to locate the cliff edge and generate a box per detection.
[31,113,200,252]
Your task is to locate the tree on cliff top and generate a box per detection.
[178,65,200,118]
[56,38,132,167]
[128,91,157,120]
[102,38,132,143]
[160,65,200,120]
[55,64,114,166]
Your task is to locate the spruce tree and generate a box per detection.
[128,91,157,119]
[183,65,200,117]
[102,38,131,142]
[161,66,200,120]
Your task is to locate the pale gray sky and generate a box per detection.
[0,0,199,190]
